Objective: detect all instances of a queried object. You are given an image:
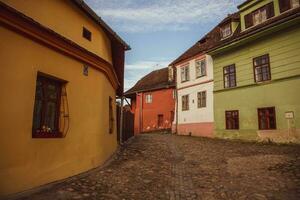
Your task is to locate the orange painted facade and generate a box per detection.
[131,88,175,134]
[177,123,214,137]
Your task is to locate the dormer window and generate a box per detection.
[244,2,274,29]
[220,23,232,39]
[279,0,300,13]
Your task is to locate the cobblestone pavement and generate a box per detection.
[17,134,300,200]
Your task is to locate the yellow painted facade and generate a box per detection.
[0,0,123,196]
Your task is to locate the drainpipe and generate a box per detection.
[119,96,124,144]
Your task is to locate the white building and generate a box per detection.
[170,44,214,137]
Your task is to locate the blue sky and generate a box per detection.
[85,0,244,91]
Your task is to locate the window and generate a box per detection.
[82,27,92,41]
[244,2,275,28]
[258,107,276,130]
[181,65,190,82]
[253,54,271,82]
[279,0,300,13]
[168,67,174,81]
[220,23,232,38]
[182,95,189,111]
[158,114,164,127]
[225,110,239,130]
[195,59,206,78]
[32,73,66,138]
[145,94,152,103]
[223,64,236,88]
[197,91,206,108]
[109,97,114,134]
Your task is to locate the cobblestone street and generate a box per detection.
[18,134,300,200]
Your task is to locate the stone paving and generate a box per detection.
[17,134,300,200]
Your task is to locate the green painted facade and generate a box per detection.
[211,0,300,140]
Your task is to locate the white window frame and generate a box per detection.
[145,94,152,103]
[195,59,206,78]
[197,91,207,108]
[253,7,267,26]
[180,65,190,82]
[291,0,300,8]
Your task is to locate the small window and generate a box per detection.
[145,94,152,103]
[32,73,66,138]
[279,0,300,13]
[220,23,232,38]
[172,90,176,99]
[253,54,271,82]
[182,95,189,111]
[109,97,114,134]
[244,2,274,28]
[195,59,206,78]
[197,91,206,108]
[168,67,174,81]
[158,114,164,127]
[223,64,236,88]
[258,107,276,130]
[225,110,239,130]
[82,27,92,41]
[181,65,190,82]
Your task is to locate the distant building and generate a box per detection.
[125,68,176,134]
[0,0,129,195]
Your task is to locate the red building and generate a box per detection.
[125,68,175,134]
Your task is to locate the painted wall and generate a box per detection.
[212,25,300,141]
[0,21,117,195]
[2,0,113,64]
[174,55,214,137]
[132,88,175,134]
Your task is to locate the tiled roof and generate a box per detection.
[170,6,300,66]
[124,68,175,96]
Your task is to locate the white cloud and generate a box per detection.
[89,0,242,33]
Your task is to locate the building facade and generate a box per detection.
[125,68,176,134]
[171,54,214,137]
[209,0,300,142]
[0,0,129,195]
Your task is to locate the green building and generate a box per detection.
[209,0,300,142]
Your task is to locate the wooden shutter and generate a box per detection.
[279,0,291,13]
[266,2,275,18]
[244,13,253,29]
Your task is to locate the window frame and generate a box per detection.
[220,23,232,39]
[253,54,271,83]
[82,27,92,41]
[145,93,152,104]
[197,91,207,108]
[223,64,237,88]
[225,110,239,130]
[32,72,67,138]
[279,0,300,13]
[180,65,190,83]
[182,95,189,111]
[257,107,277,130]
[195,59,207,78]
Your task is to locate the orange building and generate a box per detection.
[0,0,129,196]
[125,68,176,134]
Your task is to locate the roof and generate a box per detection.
[169,12,240,66]
[170,6,300,66]
[71,0,130,50]
[124,68,175,96]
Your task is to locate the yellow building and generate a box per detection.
[0,0,129,196]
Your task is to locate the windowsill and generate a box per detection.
[182,109,189,111]
[196,75,206,79]
[255,79,271,84]
[181,80,190,83]
[258,128,277,131]
[32,131,63,138]
[198,106,207,109]
[224,85,237,89]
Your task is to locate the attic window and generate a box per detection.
[82,27,92,41]
[279,0,300,13]
[244,2,275,29]
[220,23,232,39]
